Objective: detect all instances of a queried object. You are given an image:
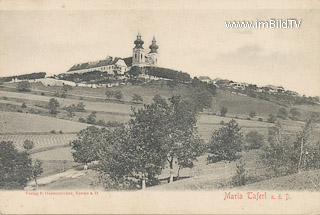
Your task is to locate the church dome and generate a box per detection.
[134,32,144,49]
[149,36,159,53]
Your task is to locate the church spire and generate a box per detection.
[149,36,159,53]
[134,32,144,49]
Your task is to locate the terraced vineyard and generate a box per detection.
[0,133,76,151]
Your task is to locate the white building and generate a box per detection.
[66,33,159,74]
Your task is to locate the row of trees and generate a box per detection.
[1,72,46,83]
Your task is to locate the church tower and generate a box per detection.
[148,36,159,66]
[132,32,146,66]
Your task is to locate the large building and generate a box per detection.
[66,33,159,74]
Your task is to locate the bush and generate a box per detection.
[244,131,264,150]
[48,98,60,115]
[246,117,251,120]
[50,130,56,134]
[277,107,288,119]
[96,120,106,126]
[59,130,63,134]
[3,96,8,100]
[114,91,123,101]
[231,159,247,187]
[249,111,256,118]
[41,92,45,96]
[87,112,97,124]
[79,118,87,123]
[220,120,225,125]
[106,121,125,128]
[132,94,143,103]
[258,117,263,122]
[220,106,228,117]
[267,114,276,123]
[207,119,243,163]
[17,81,31,92]
[21,102,27,108]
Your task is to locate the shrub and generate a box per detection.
[220,106,228,117]
[220,120,225,125]
[267,114,276,123]
[277,107,288,119]
[132,94,143,103]
[87,112,97,124]
[244,131,264,150]
[231,159,247,187]
[114,91,123,101]
[23,139,35,152]
[106,121,125,128]
[59,130,63,134]
[207,119,243,163]
[258,117,263,122]
[17,81,31,92]
[249,111,256,118]
[21,102,27,108]
[96,120,106,126]
[3,96,8,100]
[41,92,45,96]
[48,98,60,115]
[50,130,56,134]
[79,118,87,123]
[246,117,251,120]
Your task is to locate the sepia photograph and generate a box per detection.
[0,0,320,214]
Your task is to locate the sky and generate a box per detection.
[0,1,319,96]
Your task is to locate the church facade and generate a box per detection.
[66,33,159,75]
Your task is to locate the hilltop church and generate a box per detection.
[66,33,159,75]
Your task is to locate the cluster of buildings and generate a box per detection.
[66,33,159,75]
[198,76,299,96]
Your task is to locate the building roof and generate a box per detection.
[68,57,122,72]
[122,57,133,67]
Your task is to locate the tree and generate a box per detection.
[21,102,27,108]
[277,107,288,119]
[207,119,243,163]
[23,139,35,152]
[87,111,97,124]
[48,98,60,115]
[290,107,301,120]
[31,159,43,189]
[261,122,297,177]
[128,95,170,188]
[71,126,102,169]
[0,141,33,189]
[105,90,114,99]
[66,107,75,118]
[249,111,256,118]
[132,94,143,103]
[17,81,31,92]
[165,95,203,183]
[76,102,86,112]
[128,66,141,77]
[267,114,276,123]
[293,119,313,173]
[62,84,72,93]
[220,106,228,117]
[95,126,138,190]
[244,131,264,150]
[114,91,123,101]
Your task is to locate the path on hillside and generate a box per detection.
[25,168,86,190]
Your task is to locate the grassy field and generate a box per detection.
[0,133,76,151]
[0,112,89,133]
